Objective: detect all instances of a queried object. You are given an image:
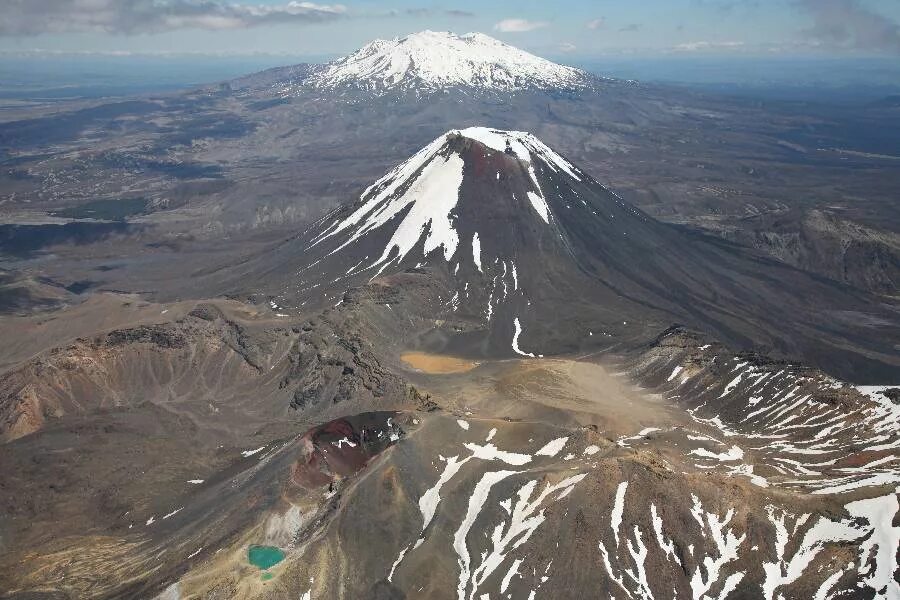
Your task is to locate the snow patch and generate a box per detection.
[464,442,532,466]
[472,233,482,272]
[512,318,536,358]
[611,482,628,547]
[690,445,744,462]
[420,455,471,533]
[526,191,550,224]
[535,437,569,457]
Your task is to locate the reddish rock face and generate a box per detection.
[290,411,403,489]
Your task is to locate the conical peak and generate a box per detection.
[305,126,599,284]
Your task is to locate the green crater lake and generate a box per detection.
[248,545,285,570]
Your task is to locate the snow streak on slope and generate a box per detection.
[382,413,896,600]
[308,31,589,94]
[390,426,588,600]
[599,481,896,600]
[472,233,482,272]
[512,318,536,358]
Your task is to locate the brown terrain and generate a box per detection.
[0,39,897,600]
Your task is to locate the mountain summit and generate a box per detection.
[308,126,588,276]
[308,31,591,93]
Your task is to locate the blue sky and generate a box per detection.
[1,0,899,59]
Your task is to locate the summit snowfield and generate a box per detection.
[305,31,592,94]
[308,127,584,274]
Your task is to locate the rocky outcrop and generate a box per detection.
[721,209,900,295]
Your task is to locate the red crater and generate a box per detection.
[290,411,403,489]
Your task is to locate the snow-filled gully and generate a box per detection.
[388,428,586,600]
[600,483,898,600]
[387,417,899,600]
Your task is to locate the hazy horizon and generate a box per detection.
[3,51,899,105]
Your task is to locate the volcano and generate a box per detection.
[300,31,593,95]
[230,127,898,380]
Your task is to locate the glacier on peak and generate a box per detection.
[309,31,590,93]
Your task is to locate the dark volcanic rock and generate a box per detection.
[104,325,187,349]
[224,128,899,381]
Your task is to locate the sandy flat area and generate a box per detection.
[400,351,479,374]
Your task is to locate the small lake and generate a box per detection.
[248,545,285,571]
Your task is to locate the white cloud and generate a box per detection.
[493,18,549,33]
[587,18,605,30]
[673,41,745,52]
[0,0,348,36]
[558,42,577,53]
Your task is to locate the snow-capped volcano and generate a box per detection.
[272,126,654,356]
[243,127,898,375]
[295,127,637,326]
[308,31,590,93]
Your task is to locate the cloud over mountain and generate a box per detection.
[796,0,900,53]
[493,19,549,33]
[0,0,347,36]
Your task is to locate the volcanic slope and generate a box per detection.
[3,319,897,600]
[1,227,897,598]
[2,129,897,600]
[226,127,899,381]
